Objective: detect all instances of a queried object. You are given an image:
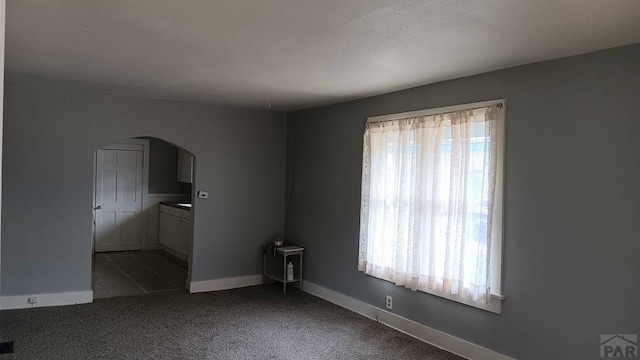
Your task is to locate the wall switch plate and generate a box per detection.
[386,295,393,310]
[27,296,38,304]
[197,191,209,199]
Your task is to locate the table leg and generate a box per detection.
[282,254,287,293]
[299,253,303,290]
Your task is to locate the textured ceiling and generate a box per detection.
[6,0,640,110]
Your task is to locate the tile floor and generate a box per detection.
[92,250,188,299]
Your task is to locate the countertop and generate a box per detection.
[160,202,192,211]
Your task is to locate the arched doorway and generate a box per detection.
[91,137,195,298]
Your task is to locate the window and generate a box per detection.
[358,100,505,313]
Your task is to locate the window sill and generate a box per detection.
[420,287,504,314]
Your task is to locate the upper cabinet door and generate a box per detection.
[177,148,193,183]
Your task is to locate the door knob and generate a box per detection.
[94,206,102,210]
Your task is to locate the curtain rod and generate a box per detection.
[366,100,505,125]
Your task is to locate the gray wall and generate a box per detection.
[2,74,287,295]
[147,137,191,195]
[285,44,640,360]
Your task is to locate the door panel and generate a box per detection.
[97,212,117,247]
[94,149,143,252]
[102,170,117,202]
[118,169,138,202]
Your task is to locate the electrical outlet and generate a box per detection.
[386,295,393,310]
[27,296,38,305]
[0,341,14,354]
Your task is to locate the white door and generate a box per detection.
[94,148,143,252]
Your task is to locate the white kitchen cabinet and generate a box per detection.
[177,148,193,183]
[159,204,192,260]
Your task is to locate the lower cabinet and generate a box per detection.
[159,205,192,260]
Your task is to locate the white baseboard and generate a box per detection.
[303,281,513,360]
[189,275,263,293]
[0,291,93,310]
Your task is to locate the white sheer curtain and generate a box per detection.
[358,105,500,303]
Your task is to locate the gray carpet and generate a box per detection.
[0,285,463,359]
